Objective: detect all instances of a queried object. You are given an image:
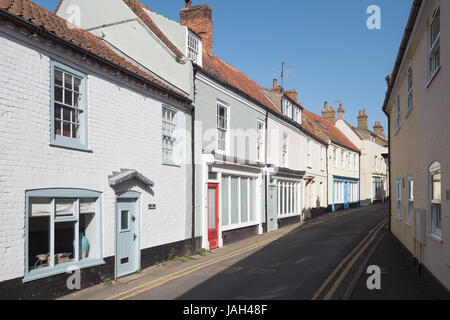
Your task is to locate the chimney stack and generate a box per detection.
[285,89,298,104]
[337,103,345,121]
[357,109,369,131]
[322,101,336,125]
[180,3,213,54]
[373,121,385,138]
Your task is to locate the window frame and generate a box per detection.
[282,133,289,167]
[282,98,293,118]
[162,105,179,166]
[407,66,413,112]
[395,94,401,131]
[187,31,202,65]
[396,178,402,220]
[429,163,442,238]
[256,120,266,163]
[307,139,312,168]
[428,7,440,81]
[50,61,90,152]
[407,174,413,225]
[216,103,229,154]
[24,188,104,283]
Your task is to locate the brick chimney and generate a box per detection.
[373,121,385,138]
[337,103,345,121]
[322,101,336,125]
[180,2,213,54]
[357,109,369,131]
[285,89,298,104]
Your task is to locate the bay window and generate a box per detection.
[221,176,257,228]
[277,180,301,217]
[25,189,102,282]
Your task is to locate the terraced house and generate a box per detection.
[383,0,450,290]
[0,0,193,299]
[335,109,388,205]
[0,0,380,300]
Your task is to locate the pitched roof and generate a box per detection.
[120,0,185,61]
[200,52,279,113]
[302,110,360,152]
[54,0,185,61]
[0,0,188,101]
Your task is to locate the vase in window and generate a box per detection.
[79,233,90,259]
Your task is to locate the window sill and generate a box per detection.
[162,161,181,168]
[428,233,443,244]
[50,142,92,153]
[426,66,441,88]
[23,258,105,283]
[278,212,301,219]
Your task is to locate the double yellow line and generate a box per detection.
[311,217,388,300]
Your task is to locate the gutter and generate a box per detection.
[382,0,422,112]
[0,8,192,105]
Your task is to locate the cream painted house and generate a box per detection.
[335,108,388,205]
[383,0,450,290]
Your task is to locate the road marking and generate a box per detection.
[311,217,387,300]
[323,219,387,300]
[106,208,384,300]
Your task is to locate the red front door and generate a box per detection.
[207,184,219,249]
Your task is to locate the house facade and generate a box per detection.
[304,105,361,212]
[335,108,389,205]
[383,0,450,290]
[0,0,193,299]
[261,82,328,222]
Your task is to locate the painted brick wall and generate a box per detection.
[0,26,192,282]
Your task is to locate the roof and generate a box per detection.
[109,169,154,187]
[340,120,388,147]
[199,52,279,114]
[382,0,422,113]
[54,0,185,61]
[302,110,360,153]
[0,0,188,102]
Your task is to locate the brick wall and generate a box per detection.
[0,25,192,283]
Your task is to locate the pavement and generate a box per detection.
[60,203,450,300]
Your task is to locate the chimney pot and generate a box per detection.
[273,79,277,89]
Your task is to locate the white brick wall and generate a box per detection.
[0,27,191,282]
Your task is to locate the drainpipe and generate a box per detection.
[383,111,392,234]
[264,108,269,233]
[191,67,197,252]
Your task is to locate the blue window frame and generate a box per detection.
[24,189,103,282]
[50,61,90,151]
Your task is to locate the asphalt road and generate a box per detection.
[128,205,388,300]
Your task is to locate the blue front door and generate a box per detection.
[344,182,350,209]
[116,199,138,278]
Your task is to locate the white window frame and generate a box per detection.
[187,31,202,66]
[216,103,229,154]
[282,133,289,167]
[395,95,401,131]
[293,106,302,123]
[277,180,301,218]
[428,7,440,81]
[396,178,402,220]
[282,98,293,118]
[162,106,179,165]
[256,120,265,163]
[307,139,312,168]
[333,148,337,168]
[407,66,413,112]
[341,150,345,169]
[407,174,413,225]
[430,163,442,238]
[320,146,325,171]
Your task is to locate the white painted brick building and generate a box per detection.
[0,3,193,298]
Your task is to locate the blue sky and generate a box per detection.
[35,0,413,131]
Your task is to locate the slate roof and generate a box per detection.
[0,0,188,101]
[302,110,360,153]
